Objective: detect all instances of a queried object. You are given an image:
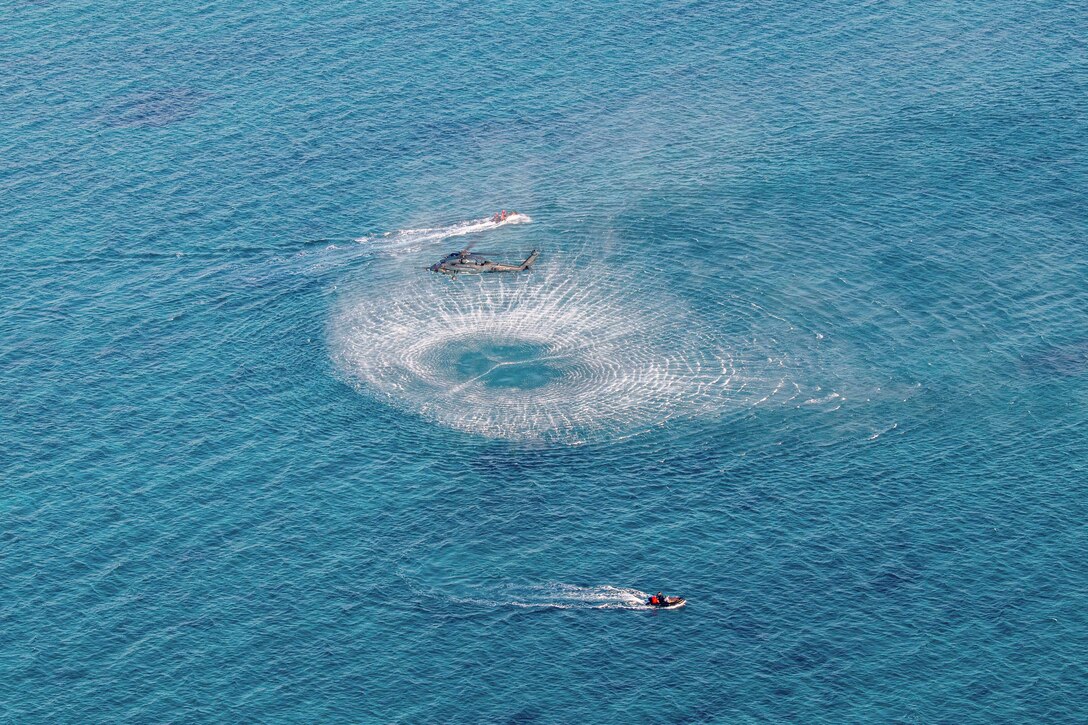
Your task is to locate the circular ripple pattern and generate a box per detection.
[331,257,796,443]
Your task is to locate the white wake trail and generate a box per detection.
[355,213,531,252]
[453,584,653,611]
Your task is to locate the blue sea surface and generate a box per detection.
[3,1,1088,721]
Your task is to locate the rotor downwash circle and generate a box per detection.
[330,263,786,443]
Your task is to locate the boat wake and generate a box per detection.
[453,583,653,611]
[354,213,531,253]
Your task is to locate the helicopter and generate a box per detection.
[429,241,540,276]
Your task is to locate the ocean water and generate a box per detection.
[3,0,1087,721]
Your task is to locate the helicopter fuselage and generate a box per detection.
[429,250,539,275]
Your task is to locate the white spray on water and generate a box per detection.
[331,214,803,443]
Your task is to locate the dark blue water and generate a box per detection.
[3,1,1088,721]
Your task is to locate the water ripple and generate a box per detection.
[330,217,800,443]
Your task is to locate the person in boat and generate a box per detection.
[649,592,666,606]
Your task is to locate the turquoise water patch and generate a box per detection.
[448,339,566,391]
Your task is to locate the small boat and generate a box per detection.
[647,596,686,609]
